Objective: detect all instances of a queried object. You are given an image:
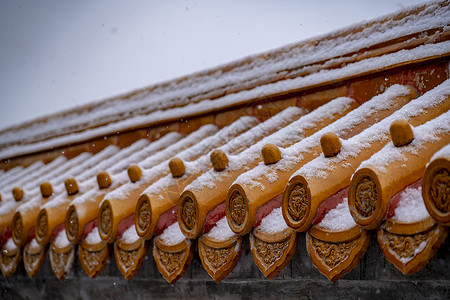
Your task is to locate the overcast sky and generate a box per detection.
[0,0,427,130]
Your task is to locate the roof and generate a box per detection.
[0,1,449,297]
[0,1,449,162]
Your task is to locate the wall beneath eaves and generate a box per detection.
[0,234,449,299]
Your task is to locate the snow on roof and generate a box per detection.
[0,160,44,192]
[295,81,450,181]
[257,207,289,234]
[54,228,71,248]
[317,198,356,231]
[356,110,450,174]
[234,84,413,189]
[4,237,17,252]
[145,106,305,195]
[392,185,430,223]
[43,135,178,209]
[428,143,450,164]
[102,117,256,203]
[84,227,102,245]
[0,1,447,160]
[185,97,354,192]
[158,222,186,246]
[207,217,236,241]
[120,225,140,244]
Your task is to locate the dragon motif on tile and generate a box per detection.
[0,249,20,278]
[23,244,46,277]
[12,216,22,242]
[310,236,359,269]
[381,229,433,263]
[355,176,377,217]
[229,191,246,227]
[49,245,75,280]
[181,196,196,230]
[66,208,78,240]
[287,183,308,221]
[253,236,289,268]
[202,244,234,271]
[137,200,150,232]
[80,247,105,272]
[117,248,140,270]
[37,212,48,240]
[99,205,112,236]
[156,248,184,274]
[430,168,449,213]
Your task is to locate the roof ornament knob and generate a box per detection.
[40,181,53,197]
[320,132,342,157]
[262,143,282,165]
[97,171,112,189]
[12,187,24,201]
[210,149,229,171]
[127,165,142,182]
[169,157,186,178]
[390,119,414,147]
[65,177,79,195]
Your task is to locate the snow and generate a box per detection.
[207,217,236,241]
[108,132,181,174]
[54,229,71,248]
[1,1,448,159]
[317,198,357,231]
[158,222,186,245]
[29,238,40,251]
[85,227,102,245]
[428,143,450,165]
[103,117,255,202]
[43,134,178,208]
[0,161,42,190]
[398,241,427,264]
[234,83,413,189]
[257,207,289,233]
[295,80,450,181]
[4,238,17,252]
[148,106,304,194]
[120,225,140,244]
[184,96,354,192]
[392,185,430,223]
[357,110,450,174]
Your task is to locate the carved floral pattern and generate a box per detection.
[287,183,308,221]
[50,245,75,280]
[181,196,196,230]
[100,204,112,236]
[430,168,450,213]
[37,212,48,240]
[23,244,45,277]
[253,236,289,268]
[1,250,20,278]
[156,248,184,274]
[117,248,140,270]
[355,176,377,217]
[12,215,22,241]
[202,245,234,270]
[382,229,433,263]
[137,200,150,232]
[67,208,78,240]
[230,191,246,227]
[310,236,359,269]
[80,247,104,272]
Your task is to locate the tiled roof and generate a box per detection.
[0,1,449,162]
[0,1,449,297]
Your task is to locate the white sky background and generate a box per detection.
[0,0,427,130]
